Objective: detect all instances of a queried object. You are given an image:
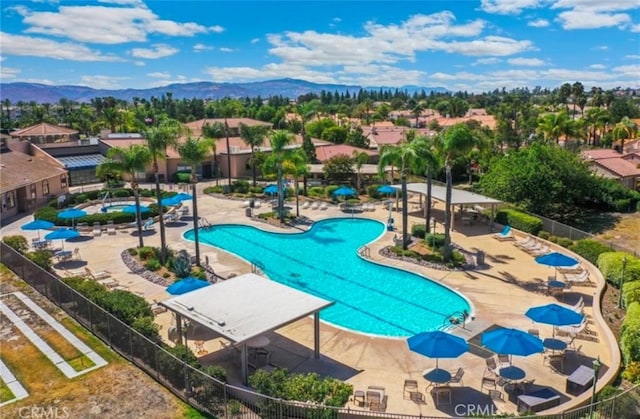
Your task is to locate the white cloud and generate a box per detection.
[219,47,234,52]
[1,66,20,79]
[79,74,129,89]
[631,23,640,32]
[550,0,638,13]
[589,64,606,69]
[333,17,342,22]
[16,3,215,44]
[528,18,550,27]
[473,57,501,65]
[133,61,145,66]
[130,44,178,59]
[251,38,260,44]
[508,57,545,66]
[209,25,224,33]
[593,45,609,51]
[193,43,213,52]
[625,54,640,59]
[147,71,171,79]
[556,10,631,30]
[480,0,541,15]
[0,32,121,61]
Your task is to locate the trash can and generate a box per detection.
[245,208,252,217]
[476,250,485,266]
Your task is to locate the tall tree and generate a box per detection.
[144,118,185,263]
[239,123,269,186]
[411,135,439,232]
[353,150,370,193]
[613,116,638,152]
[97,145,152,248]
[282,148,309,217]
[263,130,294,222]
[201,121,225,186]
[177,137,213,266]
[439,124,476,261]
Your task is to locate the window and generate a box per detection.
[60,174,67,188]
[30,184,37,199]
[4,192,15,209]
[42,180,49,195]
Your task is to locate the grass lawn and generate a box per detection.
[0,377,16,403]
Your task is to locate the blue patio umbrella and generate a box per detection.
[44,228,80,250]
[333,186,356,198]
[173,192,193,201]
[166,277,211,295]
[377,185,396,195]
[481,327,543,357]
[264,184,279,195]
[160,196,181,206]
[121,204,150,214]
[57,208,87,228]
[525,303,584,327]
[21,219,54,239]
[407,330,468,368]
[535,252,579,279]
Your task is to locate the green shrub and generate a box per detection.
[367,184,382,199]
[202,365,227,383]
[204,186,224,194]
[2,235,29,253]
[325,185,339,198]
[172,257,191,278]
[556,237,574,248]
[34,206,59,223]
[623,281,640,307]
[411,224,426,239]
[138,247,155,260]
[307,186,325,197]
[597,252,640,287]
[75,193,88,203]
[112,188,131,198]
[621,302,640,364]
[145,258,161,271]
[495,209,543,235]
[622,361,640,384]
[174,171,191,183]
[249,186,263,194]
[569,240,613,265]
[613,198,633,212]
[26,250,53,271]
[231,180,250,194]
[538,231,551,240]
[425,233,446,249]
[596,385,639,419]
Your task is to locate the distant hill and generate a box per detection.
[0,78,448,103]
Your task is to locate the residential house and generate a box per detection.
[582,149,640,190]
[11,122,79,144]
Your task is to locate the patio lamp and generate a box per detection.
[618,257,628,309]
[590,356,602,409]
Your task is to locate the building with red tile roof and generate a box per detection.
[582,148,640,190]
[11,122,79,144]
[314,144,377,163]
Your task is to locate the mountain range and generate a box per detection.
[0,78,448,103]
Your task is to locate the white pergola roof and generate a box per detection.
[308,164,392,175]
[159,273,333,345]
[392,183,502,206]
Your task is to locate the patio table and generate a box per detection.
[543,338,568,352]
[499,366,526,381]
[423,368,451,386]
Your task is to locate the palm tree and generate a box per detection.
[177,136,214,266]
[144,118,185,263]
[97,145,152,248]
[613,116,638,152]
[411,135,439,232]
[239,123,269,186]
[217,99,244,186]
[353,150,370,193]
[201,121,225,186]
[440,124,476,261]
[263,130,294,223]
[536,111,570,144]
[377,142,422,250]
[282,149,309,217]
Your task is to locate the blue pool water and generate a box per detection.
[185,218,470,337]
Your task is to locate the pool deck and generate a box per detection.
[0,184,620,417]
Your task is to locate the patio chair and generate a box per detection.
[448,368,465,386]
[491,225,514,240]
[485,357,498,376]
[92,222,102,237]
[497,354,511,369]
[528,328,540,337]
[403,379,419,399]
[481,376,497,392]
[143,219,155,231]
[431,385,452,405]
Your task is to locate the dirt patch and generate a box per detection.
[0,265,196,418]
[595,212,640,254]
[600,283,625,340]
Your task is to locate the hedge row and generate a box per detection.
[596,252,640,286]
[623,281,640,308]
[495,208,543,235]
[621,302,640,365]
[568,240,613,265]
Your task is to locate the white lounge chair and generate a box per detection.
[319,202,328,210]
[310,201,319,210]
[491,225,514,240]
[563,270,590,285]
[85,267,112,280]
[107,220,116,235]
[301,201,310,209]
[92,222,102,237]
[514,236,534,249]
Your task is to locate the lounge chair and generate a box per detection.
[319,202,328,210]
[558,319,588,336]
[178,206,190,218]
[106,221,116,235]
[514,235,534,249]
[143,219,155,231]
[85,267,112,280]
[557,264,584,274]
[92,222,102,237]
[526,244,550,256]
[491,225,514,240]
[301,201,310,209]
[310,201,319,210]
[564,270,590,285]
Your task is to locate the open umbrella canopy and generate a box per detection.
[122,204,150,214]
[535,252,578,268]
[57,208,87,219]
[408,331,469,359]
[166,277,211,295]
[21,219,55,240]
[525,303,584,326]
[173,192,193,201]
[377,185,396,195]
[45,228,80,241]
[333,186,356,197]
[263,184,279,195]
[481,327,543,357]
[160,196,181,206]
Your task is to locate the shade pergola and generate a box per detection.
[160,273,333,384]
[390,183,502,231]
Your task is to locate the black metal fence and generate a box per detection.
[1,242,638,419]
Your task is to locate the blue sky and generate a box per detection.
[1,0,639,92]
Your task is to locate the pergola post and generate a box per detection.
[490,204,496,232]
[314,312,320,359]
[241,344,248,385]
[175,313,183,345]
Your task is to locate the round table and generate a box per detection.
[245,335,270,348]
[499,366,526,381]
[548,280,567,289]
[423,368,452,385]
[543,338,568,352]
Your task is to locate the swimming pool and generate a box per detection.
[185,218,470,337]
